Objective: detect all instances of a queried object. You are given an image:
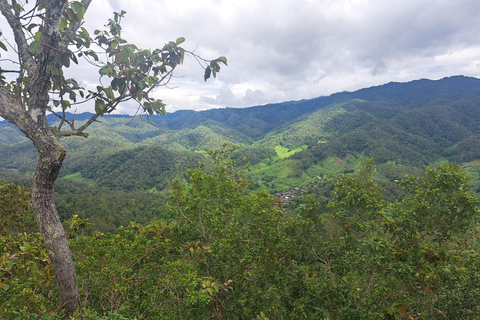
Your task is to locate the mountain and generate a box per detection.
[2,75,480,228]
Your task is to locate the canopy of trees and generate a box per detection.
[2,145,480,319]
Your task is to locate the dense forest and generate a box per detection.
[2,76,480,230]
[2,145,480,318]
[2,76,480,318]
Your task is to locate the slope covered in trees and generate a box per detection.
[3,73,480,318]
[2,75,480,227]
[2,147,480,318]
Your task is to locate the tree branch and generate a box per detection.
[0,69,20,73]
[0,0,35,70]
[27,0,67,121]
[0,85,31,134]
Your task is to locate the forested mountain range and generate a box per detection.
[1,75,480,230]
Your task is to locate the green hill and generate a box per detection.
[2,75,480,227]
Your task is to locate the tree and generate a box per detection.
[0,1,226,315]
[297,162,480,318]
[0,180,37,235]
[166,144,300,318]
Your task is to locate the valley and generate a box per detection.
[3,75,480,318]
[2,75,480,231]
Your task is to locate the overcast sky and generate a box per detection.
[4,0,480,114]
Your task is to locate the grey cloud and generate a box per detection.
[2,0,476,115]
[201,86,267,108]
[89,0,480,111]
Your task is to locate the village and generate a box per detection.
[275,178,322,204]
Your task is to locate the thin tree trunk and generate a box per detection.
[30,137,79,315]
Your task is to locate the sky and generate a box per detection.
[3,0,480,114]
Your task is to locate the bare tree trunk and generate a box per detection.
[30,135,79,315]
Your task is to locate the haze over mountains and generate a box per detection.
[1,75,480,229]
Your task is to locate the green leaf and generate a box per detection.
[176,37,185,45]
[126,46,136,60]
[5,260,15,271]
[69,91,77,102]
[218,56,228,65]
[62,100,71,109]
[117,77,126,93]
[204,66,211,82]
[58,53,70,68]
[71,2,81,13]
[95,99,107,115]
[60,18,68,30]
[71,1,84,18]
[87,50,99,61]
[34,31,42,42]
[115,53,122,64]
[28,41,40,54]
[152,100,166,115]
[119,47,130,63]
[113,23,122,32]
[30,264,38,274]
[104,87,115,100]
[99,66,110,76]
[0,41,7,51]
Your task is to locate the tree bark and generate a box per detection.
[31,135,79,315]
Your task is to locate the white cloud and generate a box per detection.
[1,0,480,114]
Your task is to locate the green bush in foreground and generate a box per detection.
[2,148,480,319]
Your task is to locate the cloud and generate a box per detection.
[1,0,479,115]
[201,85,268,108]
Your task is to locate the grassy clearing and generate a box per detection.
[62,172,96,187]
[275,145,308,159]
[317,157,347,178]
[255,159,292,179]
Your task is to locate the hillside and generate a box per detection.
[2,75,480,227]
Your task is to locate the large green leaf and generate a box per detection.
[104,87,115,100]
[99,66,110,76]
[95,99,107,115]
[218,56,228,65]
[71,1,85,19]
[28,41,40,54]
[176,37,185,45]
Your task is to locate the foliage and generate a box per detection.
[398,164,479,240]
[3,77,480,200]
[0,232,58,318]
[78,146,204,190]
[56,188,169,233]
[2,145,480,318]
[166,144,301,318]
[294,162,480,318]
[0,181,37,235]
